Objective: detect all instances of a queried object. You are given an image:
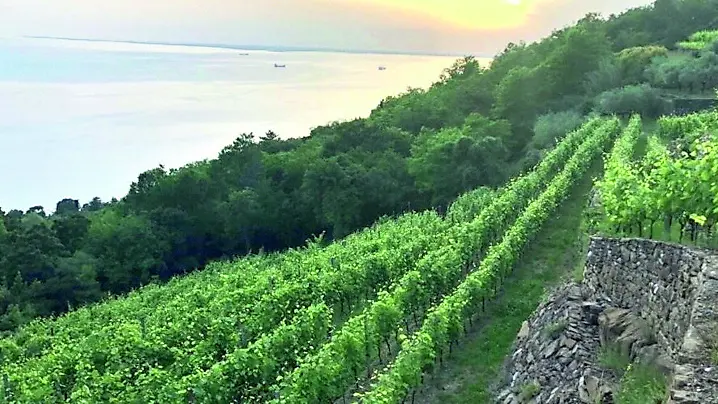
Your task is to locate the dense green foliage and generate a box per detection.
[614,363,667,404]
[356,119,620,404]
[409,153,601,403]
[0,210,447,401]
[530,111,586,151]
[594,84,671,117]
[605,0,718,50]
[270,118,606,404]
[596,109,718,246]
[0,118,611,403]
[3,1,718,401]
[678,30,718,50]
[2,0,718,350]
[594,115,643,229]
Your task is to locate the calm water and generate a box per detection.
[0,38,465,211]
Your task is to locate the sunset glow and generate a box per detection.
[348,0,540,30]
[1,0,654,54]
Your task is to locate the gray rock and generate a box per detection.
[497,388,512,402]
[671,365,693,387]
[581,302,604,325]
[598,307,653,360]
[567,285,583,301]
[517,321,530,340]
[636,344,674,375]
[670,390,701,403]
[680,326,704,358]
[493,237,718,404]
[577,374,600,403]
[542,339,560,359]
[557,348,571,364]
[560,336,577,350]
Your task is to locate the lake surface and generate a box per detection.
[0,37,465,212]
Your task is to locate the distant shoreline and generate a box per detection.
[25,35,483,58]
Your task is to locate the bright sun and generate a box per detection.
[505,0,522,5]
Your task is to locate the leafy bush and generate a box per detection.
[408,114,511,206]
[678,30,718,51]
[647,51,718,93]
[645,54,689,90]
[616,45,668,84]
[584,58,622,96]
[531,110,586,150]
[593,84,672,118]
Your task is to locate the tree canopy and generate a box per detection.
[3,0,718,332]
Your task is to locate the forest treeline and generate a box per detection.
[2,0,718,332]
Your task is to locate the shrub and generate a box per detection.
[584,57,622,96]
[531,110,585,150]
[616,45,669,84]
[593,84,672,118]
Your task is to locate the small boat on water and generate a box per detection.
[238,53,250,56]
[378,66,387,71]
[274,63,286,68]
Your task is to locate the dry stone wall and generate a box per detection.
[583,237,707,362]
[495,237,718,404]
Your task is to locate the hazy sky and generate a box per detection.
[1,0,654,54]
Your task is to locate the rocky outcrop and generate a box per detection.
[494,237,718,403]
[598,307,674,376]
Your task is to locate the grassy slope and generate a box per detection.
[414,158,602,404]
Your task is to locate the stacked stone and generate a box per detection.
[495,284,613,404]
[494,237,718,404]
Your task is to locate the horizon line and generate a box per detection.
[25,35,491,59]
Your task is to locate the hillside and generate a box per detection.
[483,110,718,403]
[2,1,718,402]
[13,108,718,402]
[0,115,620,402]
[3,0,718,334]
[414,109,718,402]
[4,111,716,402]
